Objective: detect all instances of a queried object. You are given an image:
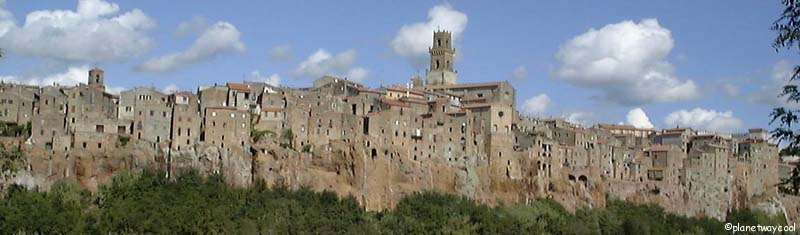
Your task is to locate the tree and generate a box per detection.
[771,0,800,195]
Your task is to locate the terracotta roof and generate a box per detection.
[400,97,428,104]
[664,127,690,133]
[648,166,667,171]
[380,98,410,108]
[425,82,503,90]
[597,124,654,131]
[227,82,250,91]
[386,86,425,96]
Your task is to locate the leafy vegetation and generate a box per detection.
[251,129,276,143]
[770,0,800,196]
[116,136,131,147]
[0,169,786,234]
[0,144,24,172]
[0,121,28,138]
[280,128,295,149]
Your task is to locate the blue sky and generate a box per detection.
[0,0,797,133]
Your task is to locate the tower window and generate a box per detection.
[438,39,441,46]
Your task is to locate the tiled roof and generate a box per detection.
[227,82,250,91]
[380,98,410,108]
[424,82,503,90]
[386,86,425,96]
[597,124,654,131]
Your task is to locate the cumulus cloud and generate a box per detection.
[511,65,528,82]
[137,21,245,72]
[554,19,699,106]
[749,60,800,108]
[1,66,89,86]
[249,70,281,86]
[292,49,368,82]
[0,65,124,94]
[664,108,744,133]
[269,44,292,62]
[162,84,179,94]
[175,16,209,36]
[625,108,654,129]
[391,4,467,68]
[521,94,550,117]
[0,0,155,63]
[562,111,594,127]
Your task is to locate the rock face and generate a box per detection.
[1,133,787,224]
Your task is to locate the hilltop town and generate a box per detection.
[0,31,797,222]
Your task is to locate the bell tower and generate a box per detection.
[426,30,458,85]
[88,67,105,92]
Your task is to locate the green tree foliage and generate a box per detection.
[0,169,787,234]
[771,0,800,196]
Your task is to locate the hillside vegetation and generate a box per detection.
[0,169,786,235]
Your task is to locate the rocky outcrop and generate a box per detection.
[0,136,786,221]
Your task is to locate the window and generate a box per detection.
[498,111,504,117]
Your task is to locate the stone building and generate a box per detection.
[0,83,36,125]
[6,30,786,221]
[203,107,250,155]
[426,30,458,85]
[30,86,69,152]
[119,87,172,147]
[169,92,200,151]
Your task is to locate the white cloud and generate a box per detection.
[105,86,125,95]
[292,49,368,82]
[175,16,208,36]
[664,108,744,133]
[137,21,245,72]
[562,111,594,127]
[391,4,467,67]
[0,0,155,63]
[511,65,528,81]
[554,19,699,106]
[521,94,550,117]
[749,60,799,108]
[162,84,179,94]
[249,70,281,86]
[0,65,122,93]
[625,108,654,129]
[2,66,89,86]
[269,44,292,62]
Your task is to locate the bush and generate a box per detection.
[0,169,785,234]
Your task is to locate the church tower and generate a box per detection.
[426,30,458,85]
[88,67,105,92]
